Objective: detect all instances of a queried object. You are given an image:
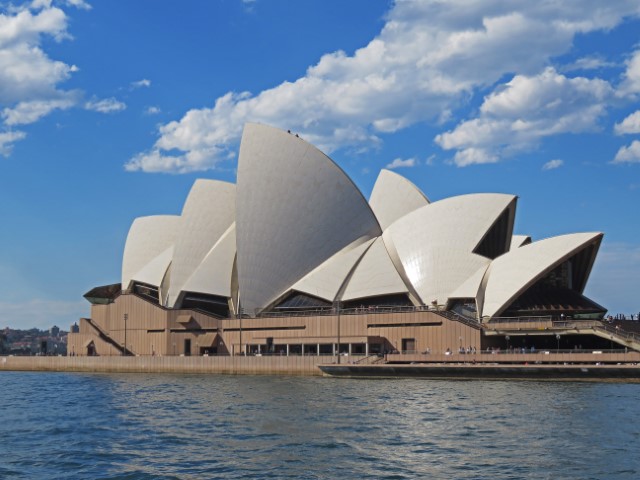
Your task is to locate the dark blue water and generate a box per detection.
[1,372,639,479]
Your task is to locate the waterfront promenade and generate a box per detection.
[2,350,640,378]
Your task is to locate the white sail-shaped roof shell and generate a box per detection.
[383,194,515,304]
[341,237,410,301]
[448,263,490,302]
[167,179,236,307]
[291,238,374,302]
[180,223,236,298]
[121,215,181,289]
[481,232,603,319]
[369,169,430,231]
[236,123,382,315]
[130,246,173,289]
[510,235,532,250]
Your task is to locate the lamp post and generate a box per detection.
[336,301,341,364]
[556,333,561,353]
[505,335,510,352]
[123,313,128,356]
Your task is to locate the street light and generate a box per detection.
[556,333,561,353]
[123,313,128,356]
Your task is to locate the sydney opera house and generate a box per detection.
[68,123,619,358]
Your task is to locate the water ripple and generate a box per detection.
[1,372,639,479]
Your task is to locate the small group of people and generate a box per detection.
[444,346,476,355]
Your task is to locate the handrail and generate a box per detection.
[594,323,640,343]
[84,318,134,356]
[257,304,438,318]
[432,310,482,329]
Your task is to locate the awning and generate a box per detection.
[195,333,217,346]
[177,315,193,325]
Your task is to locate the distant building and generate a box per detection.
[68,123,611,357]
[50,325,60,338]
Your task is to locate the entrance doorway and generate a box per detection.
[184,339,191,356]
[402,338,415,354]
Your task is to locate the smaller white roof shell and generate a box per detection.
[291,237,374,302]
[510,235,532,250]
[369,169,430,231]
[180,223,236,298]
[167,179,236,307]
[341,237,409,301]
[121,215,181,289]
[481,232,603,319]
[130,246,174,288]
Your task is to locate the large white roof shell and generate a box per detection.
[121,215,181,289]
[180,223,236,298]
[341,237,410,302]
[383,193,515,304]
[481,232,603,318]
[369,169,430,230]
[167,179,235,307]
[236,123,381,315]
[291,238,374,302]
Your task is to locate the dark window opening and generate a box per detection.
[342,293,413,310]
[181,292,229,318]
[272,291,332,311]
[132,282,160,305]
[474,206,513,260]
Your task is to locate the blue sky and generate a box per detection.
[0,0,639,330]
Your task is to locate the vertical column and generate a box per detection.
[365,343,369,356]
[317,343,320,356]
[286,344,290,356]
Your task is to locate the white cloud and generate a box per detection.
[0,130,27,156]
[562,55,616,72]
[0,299,86,330]
[612,140,640,164]
[2,94,77,125]
[386,157,416,169]
[614,110,640,134]
[84,97,126,113]
[619,49,640,95]
[129,0,640,173]
[0,2,86,139]
[131,78,151,89]
[436,68,613,166]
[145,106,161,115]
[542,159,564,170]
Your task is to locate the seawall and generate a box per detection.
[0,355,334,376]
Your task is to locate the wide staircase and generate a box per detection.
[484,316,640,352]
[83,318,135,356]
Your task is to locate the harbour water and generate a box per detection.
[1,372,638,479]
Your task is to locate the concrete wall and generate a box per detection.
[0,355,335,376]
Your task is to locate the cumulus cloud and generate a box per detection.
[614,110,640,134]
[612,140,640,164]
[131,78,151,89]
[386,157,417,169]
[84,97,126,113]
[2,93,77,125]
[128,0,640,173]
[542,159,564,170]
[145,106,161,115]
[435,68,613,166]
[0,130,27,156]
[619,49,640,95]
